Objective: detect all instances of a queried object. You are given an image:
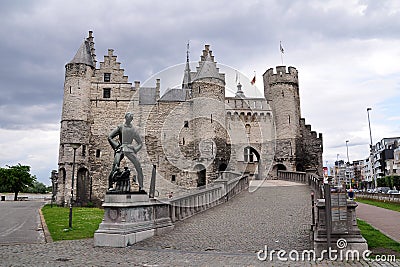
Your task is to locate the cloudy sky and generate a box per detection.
[0,0,399,185]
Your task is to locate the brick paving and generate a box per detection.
[0,181,398,266]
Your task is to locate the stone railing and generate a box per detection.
[307,173,323,199]
[168,173,249,222]
[355,192,400,203]
[278,170,307,183]
[277,170,323,198]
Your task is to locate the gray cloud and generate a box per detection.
[0,0,399,183]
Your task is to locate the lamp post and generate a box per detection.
[69,143,81,229]
[336,154,339,186]
[367,108,376,189]
[345,140,351,188]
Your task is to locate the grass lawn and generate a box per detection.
[357,219,400,258]
[356,198,400,212]
[41,204,104,241]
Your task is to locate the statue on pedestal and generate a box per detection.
[108,112,144,192]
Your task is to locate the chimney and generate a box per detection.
[134,81,140,90]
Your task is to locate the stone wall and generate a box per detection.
[225,97,275,179]
[298,119,323,175]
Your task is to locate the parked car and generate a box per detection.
[366,189,374,193]
[387,190,400,195]
[376,187,390,194]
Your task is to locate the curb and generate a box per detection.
[38,207,53,243]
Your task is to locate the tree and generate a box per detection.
[23,180,48,194]
[0,164,36,201]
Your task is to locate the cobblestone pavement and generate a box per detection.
[0,182,399,266]
[134,183,312,253]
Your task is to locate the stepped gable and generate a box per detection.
[193,45,223,82]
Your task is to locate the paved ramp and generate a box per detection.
[0,201,45,244]
[134,180,312,254]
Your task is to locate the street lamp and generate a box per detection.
[69,143,81,229]
[345,140,350,164]
[336,154,339,186]
[366,108,377,188]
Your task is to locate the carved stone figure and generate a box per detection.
[111,167,131,192]
[108,112,144,191]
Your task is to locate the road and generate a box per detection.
[0,200,46,244]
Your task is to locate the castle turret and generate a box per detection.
[190,45,228,182]
[235,82,245,98]
[57,31,96,205]
[263,66,300,173]
[263,66,300,140]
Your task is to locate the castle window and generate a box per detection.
[211,114,213,123]
[245,124,251,135]
[103,88,111,98]
[96,149,101,158]
[82,145,86,157]
[184,121,189,128]
[282,90,284,97]
[104,73,111,82]
[244,147,255,163]
[244,147,251,163]
[288,115,291,124]
[182,138,185,145]
[171,175,176,182]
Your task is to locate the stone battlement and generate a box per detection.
[263,66,298,86]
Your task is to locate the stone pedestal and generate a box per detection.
[313,199,368,255]
[94,192,173,247]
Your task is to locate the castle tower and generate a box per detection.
[57,31,96,205]
[263,66,300,172]
[190,45,228,183]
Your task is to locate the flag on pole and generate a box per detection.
[280,41,284,54]
[250,72,256,85]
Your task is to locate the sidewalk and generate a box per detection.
[356,202,400,243]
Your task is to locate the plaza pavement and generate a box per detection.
[0,182,399,266]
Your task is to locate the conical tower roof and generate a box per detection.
[182,48,191,89]
[69,40,95,67]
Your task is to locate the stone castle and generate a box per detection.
[56,31,323,206]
